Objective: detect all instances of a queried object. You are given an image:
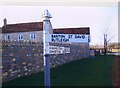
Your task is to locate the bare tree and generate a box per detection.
[104,32,109,55]
[100,17,115,55]
[102,27,115,55]
[103,28,114,55]
[104,34,107,55]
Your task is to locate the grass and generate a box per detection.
[2,55,116,87]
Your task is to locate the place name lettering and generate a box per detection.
[52,38,69,42]
[51,34,69,42]
[50,34,88,43]
[75,35,85,39]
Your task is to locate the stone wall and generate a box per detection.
[2,41,89,82]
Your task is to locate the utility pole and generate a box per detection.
[42,9,52,88]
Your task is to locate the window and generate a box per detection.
[5,34,10,40]
[30,33,36,39]
[18,34,24,40]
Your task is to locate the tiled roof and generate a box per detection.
[53,27,90,34]
[2,22,90,34]
[2,22,43,33]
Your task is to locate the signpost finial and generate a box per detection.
[42,9,52,20]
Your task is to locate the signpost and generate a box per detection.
[43,10,52,88]
[49,46,70,54]
[42,10,90,88]
[45,34,90,43]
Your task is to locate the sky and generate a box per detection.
[0,6,118,45]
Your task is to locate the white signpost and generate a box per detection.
[42,10,90,88]
[43,10,52,88]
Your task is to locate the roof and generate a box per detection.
[53,27,90,34]
[2,22,43,33]
[2,22,90,34]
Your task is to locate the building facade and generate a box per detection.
[1,18,90,82]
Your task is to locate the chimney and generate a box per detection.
[3,18,7,26]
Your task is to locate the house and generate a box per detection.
[1,18,90,82]
[2,19,89,42]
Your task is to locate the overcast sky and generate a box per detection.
[0,6,118,45]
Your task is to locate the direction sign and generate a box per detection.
[64,47,70,53]
[46,34,90,43]
[49,46,70,54]
[42,10,91,87]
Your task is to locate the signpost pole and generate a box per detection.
[42,9,90,88]
[42,10,52,88]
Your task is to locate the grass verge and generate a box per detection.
[2,55,116,86]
